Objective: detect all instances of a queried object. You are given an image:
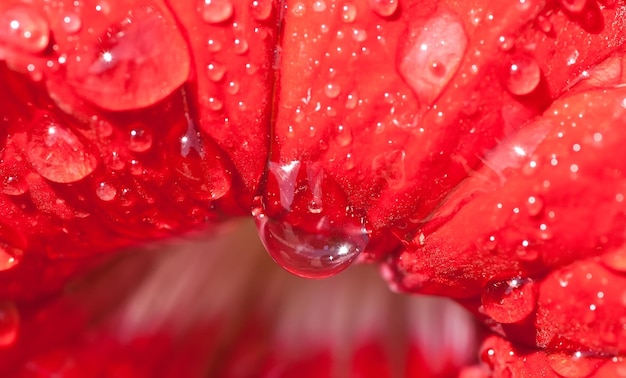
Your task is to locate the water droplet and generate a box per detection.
[199,0,234,24]
[61,13,82,34]
[250,0,272,20]
[344,153,355,170]
[559,0,588,13]
[291,2,306,16]
[207,38,222,52]
[340,3,357,23]
[96,181,117,201]
[516,239,539,261]
[368,0,398,17]
[128,127,153,152]
[253,202,369,279]
[307,200,323,214]
[336,125,353,147]
[0,302,19,347]
[233,38,249,54]
[227,81,240,95]
[352,28,367,42]
[345,92,358,109]
[1,174,28,196]
[0,243,23,272]
[398,11,468,105]
[207,62,226,81]
[526,195,544,216]
[547,351,602,378]
[601,248,626,273]
[505,55,541,96]
[498,35,514,51]
[324,83,341,98]
[208,97,224,111]
[27,114,98,184]
[312,0,327,12]
[0,5,50,53]
[481,278,537,323]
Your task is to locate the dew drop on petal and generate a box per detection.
[207,62,226,81]
[1,174,28,196]
[526,195,544,216]
[199,0,234,23]
[398,11,468,106]
[128,127,153,152]
[559,0,588,13]
[0,243,23,272]
[250,0,272,20]
[481,277,537,323]
[61,13,82,34]
[324,83,341,98]
[340,3,357,23]
[505,55,541,96]
[253,205,369,279]
[368,0,398,17]
[536,14,553,33]
[27,115,98,184]
[0,302,19,347]
[547,351,603,378]
[0,4,50,53]
[233,38,249,54]
[312,0,327,12]
[96,181,117,201]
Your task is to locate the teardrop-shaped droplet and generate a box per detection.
[27,114,98,184]
[559,0,588,13]
[233,38,249,54]
[0,302,19,347]
[0,5,50,53]
[398,11,468,106]
[526,195,544,216]
[324,83,341,98]
[547,351,603,378]
[505,55,541,96]
[254,209,369,278]
[250,0,272,20]
[481,277,537,323]
[368,0,398,17]
[199,0,234,23]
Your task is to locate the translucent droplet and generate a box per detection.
[227,81,240,95]
[199,0,234,24]
[245,63,258,75]
[351,28,367,42]
[27,115,98,184]
[340,3,357,23]
[0,243,23,272]
[250,0,272,20]
[536,14,553,34]
[0,302,19,347]
[61,13,82,34]
[336,125,353,147]
[481,278,537,323]
[96,181,117,201]
[128,127,153,152]
[2,174,28,196]
[0,5,50,53]
[324,83,341,98]
[526,195,544,216]
[207,62,226,81]
[233,38,249,54]
[498,35,514,51]
[207,38,222,52]
[307,200,323,214]
[515,240,539,261]
[312,0,327,12]
[345,92,358,109]
[559,0,588,13]
[291,2,306,16]
[547,351,602,378]
[253,203,369,279]
[398,11,468,105]
[505,55,541,96]
[368,0,398,17]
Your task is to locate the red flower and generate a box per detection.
[0,0,625,376]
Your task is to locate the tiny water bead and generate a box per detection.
[340,2,358,23]
[1,174,28,196]
[253,207,370,279]
[61,13,82,34]
[199,0,234,24]
[0,4,50,53]
[559,0,588,13]
[505,55,542,96]
[250,0,273,20]
[128,127,153,152]
[547,351,603,378]
[0,242,23,272]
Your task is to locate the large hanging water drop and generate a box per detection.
[252,161,369,278]
[505,55,541,96]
